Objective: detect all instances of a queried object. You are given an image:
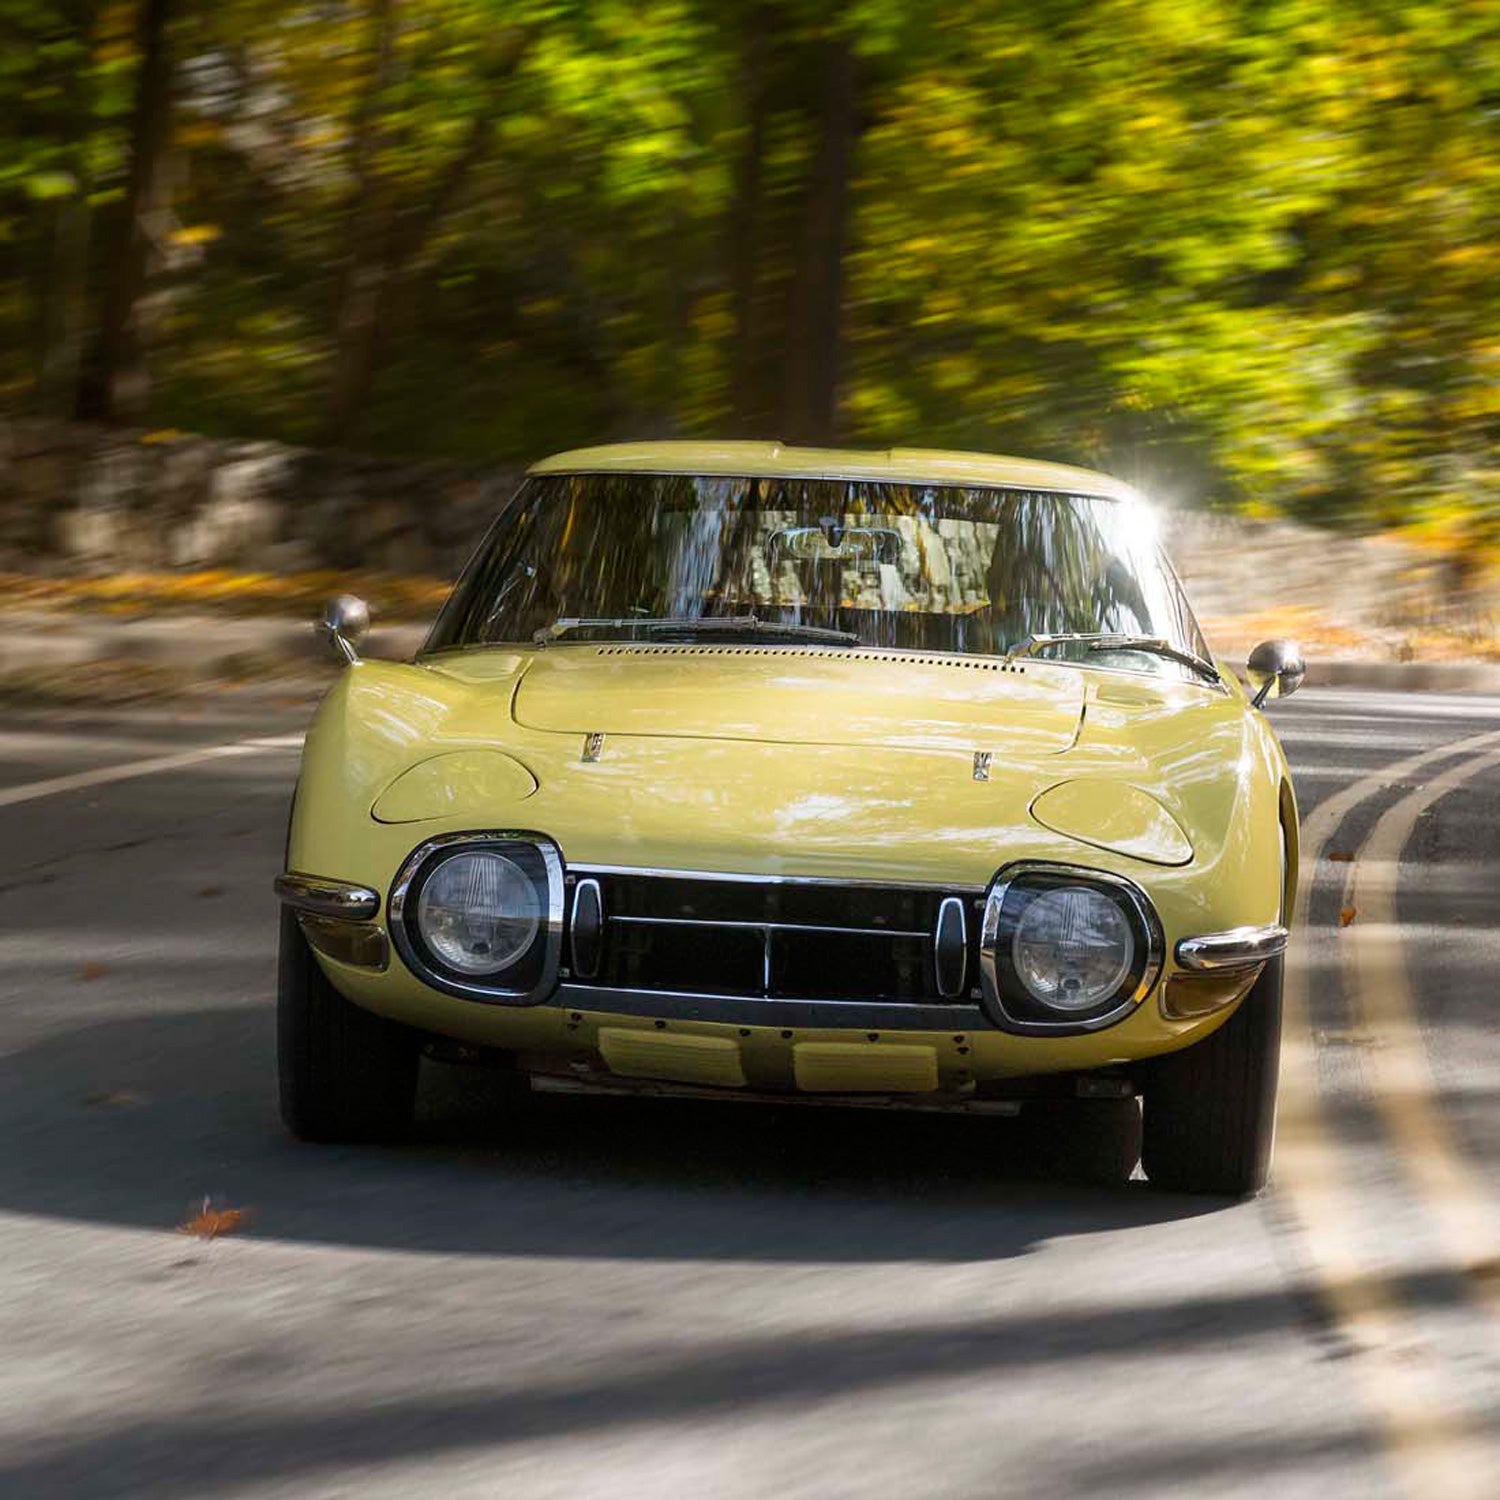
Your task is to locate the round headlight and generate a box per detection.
[1010,885,1135,1012]
[416,850,542,976]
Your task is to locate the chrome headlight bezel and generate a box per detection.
[978,861,1164,1034]
[389,832,565,1004]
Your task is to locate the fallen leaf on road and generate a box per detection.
[178,1199,249,1239]
[1339,906,1358,928]
[84,1090,149,1109]
[77,962,109,981]
[1328,851,1355,863]
[196,884,225,898]
[1313,1028,1377,1048]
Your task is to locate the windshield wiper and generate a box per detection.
[647,615,861,644]
[1006,632,1221,685]
[534,614,860,646]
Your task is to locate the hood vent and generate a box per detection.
[592,645,1025,674]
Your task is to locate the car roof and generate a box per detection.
[526,441,1140,501]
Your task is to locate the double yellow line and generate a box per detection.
[1278,729,1500,1495]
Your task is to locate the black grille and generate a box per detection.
[564,871,982,1004]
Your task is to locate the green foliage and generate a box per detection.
[2,0,1499,525]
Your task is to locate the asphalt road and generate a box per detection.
[1,684,1498,1498]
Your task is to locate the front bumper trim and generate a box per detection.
[1176,923,1288,973]
[532,1071,1026,1115]
[274,872,380,921]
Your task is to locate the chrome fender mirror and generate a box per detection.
[319,594,370,665]
[1247,638,1305,709]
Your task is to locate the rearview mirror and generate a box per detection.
[318,594,370,666]
[1247,639,1305,709]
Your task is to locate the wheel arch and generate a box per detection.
[1278,779,1300,920]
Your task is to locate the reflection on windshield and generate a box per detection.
[427,473,1209,676]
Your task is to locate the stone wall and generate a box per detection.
[0,419,520,577]
[1160,510,1460,634]
[0,418,1469,638]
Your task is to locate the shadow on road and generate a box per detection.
[0,1276,1405,1500]
[0,1004,1221,1261]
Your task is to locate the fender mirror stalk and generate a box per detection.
[1247,639,1305,709]
[319,594,370,666]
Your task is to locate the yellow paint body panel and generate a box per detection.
[511,646,1083,754]
[598,1028,747,1088]
[1029,779,1194,866]
[793,1043,940,1093]
[287,445,1298,1096]
[371,749,537,823]
[529,441,1140,501]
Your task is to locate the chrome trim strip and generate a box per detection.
[532,1072,1024,1116]
[607,914,930,939]
[570,863,986,894]
[1176,923,1288,973]
[274,872,380,921]
[388,831,566,1005]
[978,861,1165,1035]
[554,983,984,1033]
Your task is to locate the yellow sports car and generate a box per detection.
[275,443,1304,1195]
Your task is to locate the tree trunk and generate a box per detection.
[33,0,103,417]
[323,0,401,447]
[726,19,770,435]
[37,194,93,417]
[74,0,175,422]
[324,212,400,448]
[323,16,529,446]
[781,34,857,446]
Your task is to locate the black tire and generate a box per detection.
[277,907,419,1142]
[1140,954,1283,1196]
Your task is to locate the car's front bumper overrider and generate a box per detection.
[274,872,380,921]
[275,872,389,970]
[1176,923,1288,973]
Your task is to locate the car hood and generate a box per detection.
[297,655,1284,899]
[500,645,1087,755]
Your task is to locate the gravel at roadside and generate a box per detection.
[0,611,425,678]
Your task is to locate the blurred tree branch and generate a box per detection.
[0,0,1494,532]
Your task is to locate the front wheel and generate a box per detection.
[277,908,419,1142]
[1140,955,1283,1197]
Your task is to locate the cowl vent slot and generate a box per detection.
[592,645,1025,673]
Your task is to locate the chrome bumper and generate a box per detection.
[1175,923,1288,973]
[274,872,381,921]
[275,873,388,969]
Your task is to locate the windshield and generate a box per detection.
[426,473,1211,678]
